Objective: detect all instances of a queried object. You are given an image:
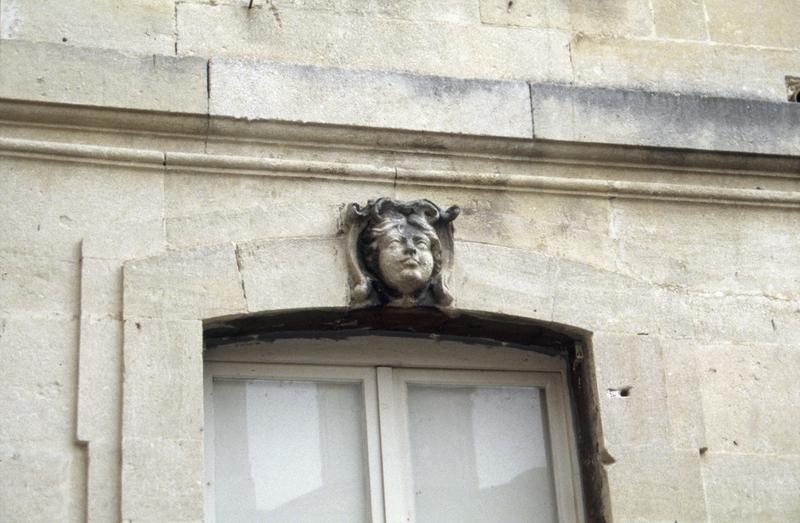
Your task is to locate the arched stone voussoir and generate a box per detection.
[123,242,247,321]
[235,236,349,315]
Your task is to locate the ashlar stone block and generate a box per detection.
[695,342,800,455]
[660,337,707,451]
[77,319,122,444]
[480,0,570,30]
[652,0,708,40]
[0,318,78,444]
[209,58,533,138]
[121,319,204,521]
[163,172,378,250]
[122,319,203,440]
[80,258,122,320]
[571,35,799,101]
[0,40,207,113]
[689,294,800,346]
[552,258,694,338]
[123,243,247,320]
[590,332,672,448]
[0,156,164,259]
[567,0,654,37]
[605,447,707,522]
[236,237,349,313]
[705,0,800,49]
[606,200,800,298]
[531,83,800,156]
[177,3,572,83]
[702,453,800,522]
[0,253,79,318]
[451,240,555,319]
[0,444,76,523]
[0,0,176,55]
[121,437,204,523]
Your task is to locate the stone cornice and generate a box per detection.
[2,135,799,209]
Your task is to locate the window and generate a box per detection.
[204,336,584,522]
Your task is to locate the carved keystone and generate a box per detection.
[343,198,460,308]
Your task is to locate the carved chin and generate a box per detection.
[385,270,428,295]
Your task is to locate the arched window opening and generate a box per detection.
[203,308,604,522]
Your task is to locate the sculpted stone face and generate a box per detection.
[376,223,435,296]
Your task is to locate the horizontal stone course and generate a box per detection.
[531,82,800,156]
[0,40,207,113]
[0,0,176,55]
[209,58,534,138]
[178,3,572,83]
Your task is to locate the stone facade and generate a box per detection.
[1,1,799,522]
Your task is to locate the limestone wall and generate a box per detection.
[1,3,800,522]
[1,0,799,100]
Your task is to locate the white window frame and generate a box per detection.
[204,335,585,523]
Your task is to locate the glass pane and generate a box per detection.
[212,378,370,523]
[407,384,556,523]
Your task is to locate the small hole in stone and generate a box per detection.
[62,37,68,42]
[786,76,800,102]
[699,446,708,455]
[607,386,632,398]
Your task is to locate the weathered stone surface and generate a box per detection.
[531,83,800,155]
[236,238,348,312]
[695,342,800,455]
[80,258,122,320]
[605,447,707,522]
[0,157,164,259]
[0,0,176,55]
[180,0,478,23]
[121,436,203,523]
[479,0,570,29]
[591,332,671,448]
[0,444,79,523]
[77,319,122,443]
[164,173,377,250]
[210,59,533,138]
[178,3,572,83]
[123,243,247,320]
[0,254,79,318]
[0,40,207,113]
[552,259,694,338]
[0,318,78,443]
[271,0,479,23]
[571,35,800,101]
[689,294,800,346]
[701,453,800,522]
[660,337,707,450]
[82,219,166,261]
[652,0,708,40]
[451,240,555,319]
[608,201,800,299]
[567,0,654,37]
[86,442,120,523]
[122,319,203,440]
[121,319,203,521]
[705,0,800,49]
